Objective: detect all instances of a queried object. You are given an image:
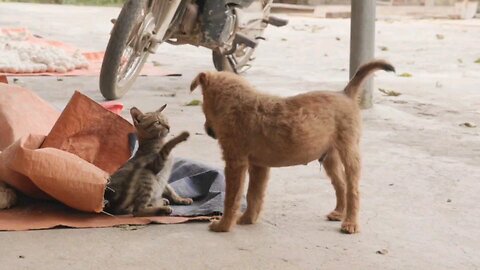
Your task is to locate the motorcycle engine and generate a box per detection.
[201,1,237,48]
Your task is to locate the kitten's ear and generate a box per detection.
[190,72,208,92]
[130,107,143,124]
[157,104,167,112]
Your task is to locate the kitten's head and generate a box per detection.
[130,105,170,139]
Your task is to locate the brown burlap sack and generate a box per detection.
[41,91,134,174]
[8,134,108,212]
[0,83,60,151]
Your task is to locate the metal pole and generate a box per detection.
[350,0,376,109]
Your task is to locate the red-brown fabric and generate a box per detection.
[0,201,212,231]
[41,91,135,174]
[0,83,60,151]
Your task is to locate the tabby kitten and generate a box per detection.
[104,105,193,217]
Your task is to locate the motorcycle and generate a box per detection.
[99,0,288,100]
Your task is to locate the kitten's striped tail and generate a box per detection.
[344,60,395,100]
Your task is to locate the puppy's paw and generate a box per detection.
[237,213,256,225]
[341,221,359,234]
[209,220,232,232]
[327,210,343,221]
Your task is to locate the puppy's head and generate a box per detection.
[191,71,251,140]
[191,72,217,139]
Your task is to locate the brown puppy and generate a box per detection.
[191,60,395,233]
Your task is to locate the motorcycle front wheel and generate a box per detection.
[100,0,174,100]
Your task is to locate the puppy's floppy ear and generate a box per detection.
[157,104,167,112]
[130,107,143,124]
[190,72,207,92]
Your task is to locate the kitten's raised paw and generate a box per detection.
[341,221,359,234]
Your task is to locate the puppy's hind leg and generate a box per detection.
[209,159,248,232]
[322,148,346,222]
[237,164,270,225]
[336,140,361,234]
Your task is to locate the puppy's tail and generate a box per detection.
[344,60,395,99]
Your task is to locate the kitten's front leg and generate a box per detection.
[160,132,190,155]
[163,184,193,205]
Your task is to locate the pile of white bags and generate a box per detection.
[0,30,89,74]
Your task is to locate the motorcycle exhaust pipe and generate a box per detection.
[264,16,288,27]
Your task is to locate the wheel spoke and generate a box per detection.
[116,11,157,87]
[226,55,238,73]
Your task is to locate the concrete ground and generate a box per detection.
[1,3,479,270]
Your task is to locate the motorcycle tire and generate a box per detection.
[100,0,149,100]
[212,48,256,74]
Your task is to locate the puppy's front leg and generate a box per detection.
[209,160,248,232]
[237,164,270,225]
